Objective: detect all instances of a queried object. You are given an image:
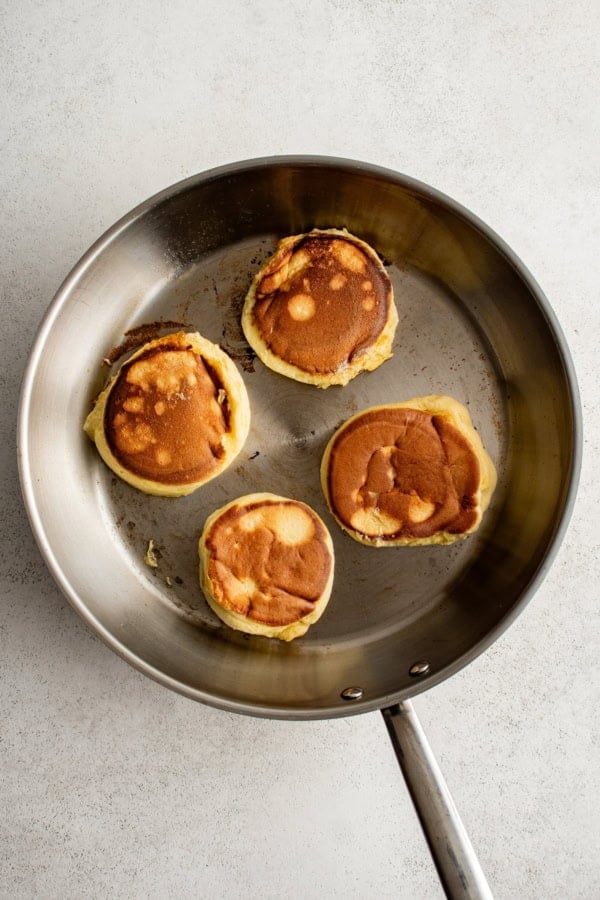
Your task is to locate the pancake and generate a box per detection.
[321,395,497,546]
[84,331,250,497]
[199,493,335,641]
[242,228,398,387]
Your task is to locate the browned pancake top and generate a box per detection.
[326,407,481,539]
[105,334,231,484]
[205,499,333,626]
[251,233,392,374]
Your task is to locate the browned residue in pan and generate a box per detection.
[102,321,191,367]
[213,279,256,373]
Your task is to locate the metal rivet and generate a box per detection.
[341,686,364,701]
[409,661,430,677]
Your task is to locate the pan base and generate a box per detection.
[95,234,507,649]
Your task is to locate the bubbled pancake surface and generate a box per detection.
[84,331,250,496]
[243,229,397,385]
[105,340,230,485]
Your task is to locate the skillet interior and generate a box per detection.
[18,158,580,718]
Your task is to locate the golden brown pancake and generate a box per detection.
[199,493,335,641]
[84,331,250,497]
[321,396,497,546]
[242,228,398,387]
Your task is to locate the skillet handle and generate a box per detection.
[382,701,493,900]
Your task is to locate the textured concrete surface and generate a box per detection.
[2,1,599,897]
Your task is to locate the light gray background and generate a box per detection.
[2,2,599,897]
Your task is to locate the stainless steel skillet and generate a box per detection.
[18,157,581,898]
